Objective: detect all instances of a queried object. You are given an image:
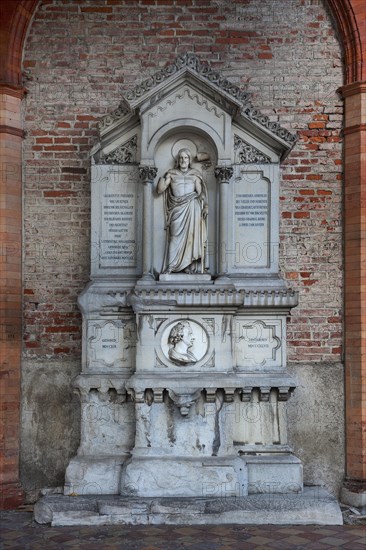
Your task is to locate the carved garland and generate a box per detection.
[234,135,271,164]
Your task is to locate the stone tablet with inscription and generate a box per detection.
[91,163,141,277]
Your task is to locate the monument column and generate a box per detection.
[138,165,157,282]
[215,166,233,278]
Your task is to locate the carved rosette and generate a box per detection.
[102,135,138,164]
[139,165,158,183]
[234,135,271,164]
[215,166,233,183]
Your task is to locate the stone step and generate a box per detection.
[34,487,343,526]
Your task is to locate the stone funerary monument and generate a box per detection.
[35,54,342,525]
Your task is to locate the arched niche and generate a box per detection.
[152,127,218,276]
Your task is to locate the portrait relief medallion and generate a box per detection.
[161,319,208,366]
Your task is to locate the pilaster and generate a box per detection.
[0,83,25,508]
[340,80,366,505]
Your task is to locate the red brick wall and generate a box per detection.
[22,0,343,364]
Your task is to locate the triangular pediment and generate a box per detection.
[95,54,296,162]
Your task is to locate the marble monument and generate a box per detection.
[34,54,342,525]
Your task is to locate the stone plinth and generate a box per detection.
[34,488,343,526]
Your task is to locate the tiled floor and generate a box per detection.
[0,510,365,549]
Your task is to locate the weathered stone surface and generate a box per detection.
[34,488,343,526]
[21,361,81,501]
[121,457,248,498]
[287,363,345,497]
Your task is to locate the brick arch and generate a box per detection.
[0,0,365,508]
[0,0,39,87]
[328,0,365,83]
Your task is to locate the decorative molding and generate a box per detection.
[139,165,158,182]
[0,84,26,100]
[167,389,203,416]
[112,53,297,145]
[234,135,271,164]
[0,125,25,138]
[154,317,168,335]
[98,102,130,133]
[242,106,297,144]
[343,123,366,136]
[214,166,233,182]
[129,287,298,309]
[339,81,366,98]
[102,135,138,164]
[126,53,251,105]
[147,87,225,122]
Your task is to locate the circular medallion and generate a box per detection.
[161,319,208,366]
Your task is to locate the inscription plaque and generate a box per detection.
[87,319,136,371]
[235,319,283,369]
[232,171,270,269]
[93,165,140,273]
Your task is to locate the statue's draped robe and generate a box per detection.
[163,169,208,273]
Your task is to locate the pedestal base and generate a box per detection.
[121,456,248,498]
[64,456,128,496]
[34,488,343,526]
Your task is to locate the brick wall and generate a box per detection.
[21,0,344,493]
[22,0,343,363]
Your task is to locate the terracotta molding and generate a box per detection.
[339,80,366,97]
[343,123,366,135]
[0,125,25,138]
[0,83,26,99]
[0,0,40,86]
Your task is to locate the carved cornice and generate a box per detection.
[234,135,271,164]
[102,135,137,164]
[242,107,296,144]
[139,165,158,182]
[214,166,233,182]
[98,102,130,133]
[99,53,297,146]
[126,53,251,105]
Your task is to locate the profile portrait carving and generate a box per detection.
[167,320,197,365]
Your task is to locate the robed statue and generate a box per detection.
[157,148,208,274]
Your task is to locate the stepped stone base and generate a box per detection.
[34,487,342,526]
